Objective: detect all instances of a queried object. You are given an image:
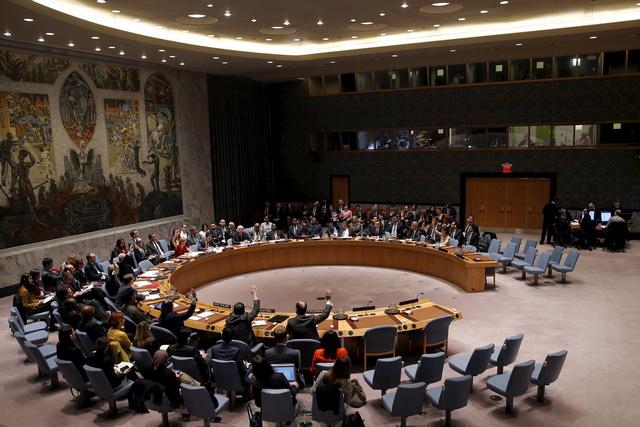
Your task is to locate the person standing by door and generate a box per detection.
[541,197,559,245]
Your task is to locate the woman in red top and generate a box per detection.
[173,237,190,257]
[311,329,348,378]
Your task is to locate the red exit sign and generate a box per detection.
[501,162,512,173]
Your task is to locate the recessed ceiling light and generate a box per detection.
[500,0,509,4]
[119,50,125,55]
[379,12,386,17]
[432,2,450,6]
[267,60,273,64]
[401,2,409,9]
[132,18,140,22]
[207,3,213,7]
[182,30,189,33]
[97,0,106,3]
[433,24,441,27]
[458,17,466,21]
[67,41,74,47]
[449,49,456,52]
[351,35,358,39]
[3,31,11,37]
[141,54,147,59]
[283,19,290,26]
[221,61,228,64]
[322,37,329,41]
[236,36,243,40]
[188,14,206,18]
[330,60,336,64]
[212,56,219,59]
[407,29,414,32]
[251,18,257,23]
[45,32,54,36]
[515,42,523,46]
[37,36,45,42]
[271,26,283,29]
[108,45,116,49]
[276,64,283,68]
[391,54,399,57]
[293,38,300,41]
[350,18,357,22]
[91,36,100,39]
[208,34,215,37]
[179,62,185,66]
[111,10,120,14]
[169,55,176,58]
[158,49,166,52]
[480,10,489,14]
[161,58,167,63]
[224,10,231,17]
[265,38,272,41]
[379,33,387,36]
[589,35,598,39]
[23,18,34,22]
[317,18,323,25]
[94,47,101,51]
[362,21,375,25]
[156,25,164,29]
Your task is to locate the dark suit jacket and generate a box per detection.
[386,222,405,238]
[146,240,164,257]
[450,228,462,243]
[226,299,260,346]
[265,344,301,368]
[84,262,104,282]
[231,230,249,245]
[405,228,423,241]
[42,268,59,292]
[167,343,210,382]
[286,303,332,341]
[207,342,249,383]
[159,301,196,336]
[133,246,149,264]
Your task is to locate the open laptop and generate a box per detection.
[273,365,296,382]
[600,211,611,223]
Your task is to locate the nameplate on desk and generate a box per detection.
[212,302,231,309]
[352,305,375,312]
[259,308,276,313]
[307,309,325,314]
[399,298,418,306]
[222,247,235,251]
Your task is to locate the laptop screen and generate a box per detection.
[273,365,296,382]
[600,211,611,222]
[588,210,595,221]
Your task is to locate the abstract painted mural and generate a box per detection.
[105,99,143,175]
[82,62,140,91]
[0,50,69,84]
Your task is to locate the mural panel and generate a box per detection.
[59,71,96,146]
[82,62,140,91]
[0,50,69,84]
[105,99,144,175]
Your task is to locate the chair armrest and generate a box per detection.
[251,342,264,356]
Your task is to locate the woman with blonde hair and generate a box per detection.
[106,312,132,362]
[174,237,190,257]
[133,320,159,355]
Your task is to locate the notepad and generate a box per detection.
[251,320,267,327]
[134,280,154,287]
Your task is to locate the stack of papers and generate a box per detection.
[139,270,161,278]
[188,310,216,321]
[251,320,267,327]
[134,280,154,288]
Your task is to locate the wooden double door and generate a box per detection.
[465,177,551,229]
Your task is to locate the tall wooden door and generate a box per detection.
[331,176,350,208]
[465,177,550,229]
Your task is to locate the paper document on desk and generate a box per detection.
[251,320,267,327]
[197,311,215,318]
[144,293,163,300]
[134,280,154,288]
[189,315,202,321]
[139,270,160,278]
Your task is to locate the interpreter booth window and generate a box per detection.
[509,126,531,147]
[530,126,552,147]
[340,132,357,150]
[389,69,410,89]
[368,131,395,149]
[553,125,575,147]
[603,51,626,75]
[340,73,357,92]
[324,75,341,94]
[510,59,531,80]
[450,128,485,148]
[409,67,429,87]
[533,57,553,79]
[488,128,508,148]
[326,132,341,150]
[574,125,596,146]
[448,64,467,85]
[431,66,447,86]
[556,54,600,78]
[600,123,640,144]
[627,50,640,73]
[414,128,449,148]
[357,131,375,150]
[468,62,487,83]
[307,76,324,95]
[356,72,374,91]
[489,61,509,82]
[373,70,392,90]
[310,133,326,151]
[466,129,489,148]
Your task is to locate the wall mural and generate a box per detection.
[0,50,69,84]
[0,50,183,250]
[82,62,140,91]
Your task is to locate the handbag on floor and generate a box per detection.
[348,378,367,407]
[342,411,365,427]
[247,404,262,427]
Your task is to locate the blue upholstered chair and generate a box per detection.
[137,259,154,273]
[551,250,580,282]
[449,238,459,248]
[10,306,49,325]
[131,346,153,372]
[24,340,59,387]
[363,356,402,397]
[9,316,49,346]
[74,330,95,356]
[515,239,537,260]
[511,247,537,279]
[489,333,524,374]
[145,392,175,427]
[14,331,56,362]
[83,364,133,416]
[426,375,473,427]
[56,358,92,403]
[211,358,244,410]
[448,343,495,392]
[487,359,536,413]
[150,324,177,345]
[362,325,397,371]
[287,338,320,375]
[381,382,426,427]
[315,362,334,379]
[261,389,299,424]
[159,239,170,253]
[523,252,551,286]
[500,236,522,254]
[546,245,564,277]
[171,355,204,383]
[462,244,477,252]
[486,239,502,260]
[312,388,346,426]
[9,312,47,334]
[404,351,445,386]
[181,384,229,426]
[497,243,517,273]
[531,350,568,402]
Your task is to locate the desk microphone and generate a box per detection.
[414,292,424,309]
[365,300,373,316]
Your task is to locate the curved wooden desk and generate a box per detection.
[138,239,496,339]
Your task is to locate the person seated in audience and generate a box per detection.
[168,227,180,250]
[367,220,384,238]
[133,320,159,356]
[78,304,105,343]
[338,205,353,223]
[132,238,150,264]
[111,238,128,261]
[425,218,441,243]
[308,217,322,237]
[311,330,348,378]
[158,290,197,336]
[287,289,333,341]
[312,356,353,410]
[386,215,405,239]
[120,285,151,324]
[336,221,351,238]
[56,325,88,380]
[463,216,480,247]
[71,257,88,285]
[605,209,627,252]
[145,233,165,264]
[128,229,140,252]
[107,312,132,361]
[168,327,210,383]
[142,350,184,408]
[252,355,299,408]
[41,257,62,292]
[88,336,132,387]
[207,326,251,385]
[17,273,51,316]
[226,286,260,346]
[247,223,265,243]
[232,225,249,244]
[84,253,106,282]
[405,221,422,241]
[449,221,462,243]
[187,226,201,247]
[288,218,303,239]
[265,326,304,386]
[198,232,217,251]
[105,264,122,298]
[350,217,365,237]
[266,223,285,240]
[117,253,136,279]
[213,219,231,245]
[438,226,451,246]
[28,269,46,298]
[115,274,141,307]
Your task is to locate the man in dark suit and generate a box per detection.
[231,225,249,244]
[84,253,105,282]
[168,327,210,383]
[405,221,423,241]
[464,224,480,248]
[425,218,441,243]
[207,326,250,385]
[265,326,304,386]
[286,289,332,341]
[145,232,165,265]
[449,222,462,244]
[213,219,232,245]
[41,257,61,292]
[117,253,136,278]
[541,197,559,245]
[367,220,385,238]
[225,285,260,346]
[386,215,405,239]
[288,218,303,239]
[266,223,286,240]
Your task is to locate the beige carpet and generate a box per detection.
[1,233,638,426]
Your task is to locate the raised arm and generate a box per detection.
[313,288,333,325]
[249,285,260,320]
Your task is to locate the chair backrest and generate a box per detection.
[138,260,154,273]
[315,362,334,378]
[159,239,170,253]
[11,297,26,322]
[84,365,115,400]
[441,375,473,410]
[131,346,153,372]
[462,244,477,252]
[13,332,34,361]
[550,245,564,264]
[534,252,551,270]
[505,360,536,397]
[449,238,459,247]
[112,257,119,265]
[364,325,397,354]
[312,388,345,423]
[563,250,580,270]
[211,359,243,390]
[123,316,137,334]
[392,382,427,416]
[287,339,321,370]
[466,343,495,376]
[522,239,537,253]
[103,297,120,313]
[56,358,88,391]
[171,355,203,382]
[415,352,445,384]
[509,236,522,252]
[189,244,198,252]
[372,356,402,389]
[145,392,173,413]
[8,315,24,334]
[100,261,111,274]
[502,243,517,260]
[181,384,217,419]
[24,341,54,374]
[523,246,537,265]
[150,325,177,344]
[261,389,296,423]
[230,339,252,362]
[423,315,453,344]
[74,330,95,356]
[487,239,501,254]
[538,350,568,385]
[496,333,524,367]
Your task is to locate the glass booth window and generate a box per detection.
[574,125,596,146]
[530,125,553,147]
[603,51,626,75]
[509,126,530,147]
[489,61,509,82]
[431,66,447,86]
[488,128,508,148]
[414,128,449,148]
[356,72,374,91]
[373,70,392,90]
[627,50,640,73]
[510,59,531,80]
[409,68,429,87]
[468,62,487,83]
[390,69,410,89]
[533,57,553,79]
[553,125,575,147]
[307,76,324,95]
[340,73,357,92]
[448,64,467,84]
[600,123,640,144]
[324,75,340,94]
[450,128,487,148]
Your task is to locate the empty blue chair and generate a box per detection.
[150,324,177,345]
[511,247,537,279]
[363,356,402,397]
[287,338,320,375]
[487,359,536,413]
[531,350,568,402]
[312,387,346,426]
[261,389,299,424]
[100,260,111,275]
[189,244,199,252]
[523,252,551,286]
[103,297,120,313]
[490,333,524,374]
[382,382,426,427]
[486,239,502,261]
[8,316,49,345]
[181,383,229,426]
[363,325,397,371]
[10,306,49,325]
[14,331,56,361]
[497,243,517,273]
[171,355,204,383]
[515,239,537,260]
[9,312,47,334]
[449,238,459,248]
[74,330,95,356]
[211,358,244,409]
[546,246,564,277]
[426,375,473,427]
[411,315,454,355]
[145,392,174,427]
[83,364,133,416]
[131,346,153,372]
[52,309,67,328]
[24,341,59,387]
[404,352,445,386]
[448,343,495,391]
[462,244,477,252]
[551,250,580,283]
[56,358,92,403]
[138,259,154,273]
[159,239,170,254]
[500,236,522,254]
